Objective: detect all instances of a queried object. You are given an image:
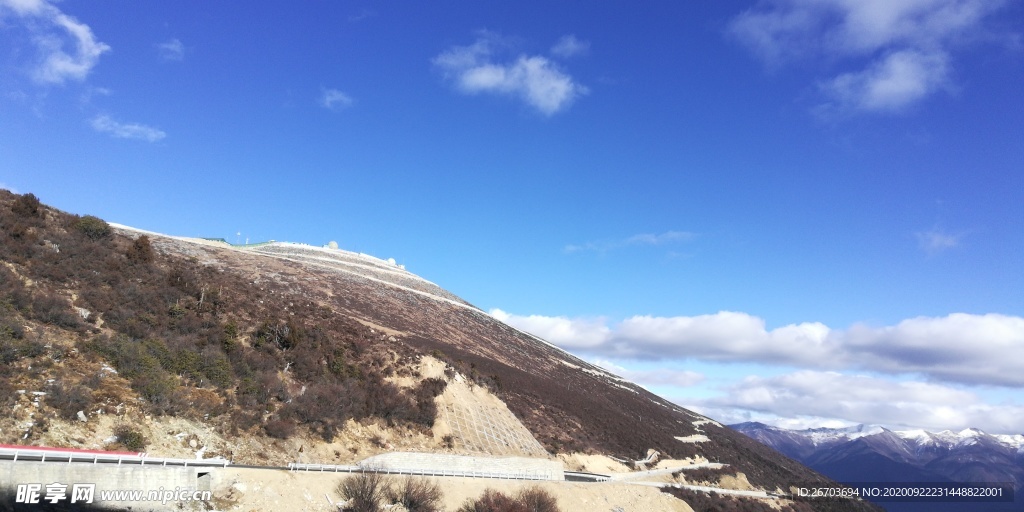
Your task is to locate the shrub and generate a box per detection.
[417,377,447,398]
[386,477,442,512]
[458,487,560,512]
[338,471,388,512]
[113,424,147,452]
[47,382,94,420]
[264,418,296,439]
[0,333,44,364]
[30,291,82,329]
[458,489,525,512]
[199,346,233,388]
[221,321,239,351]
[125,235,154,264]
[0,266,29,310]
[11,193,43,218]
[517,487,559,512]
[74,215,112,240]
[132,371,178,412]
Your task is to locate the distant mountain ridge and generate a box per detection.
[732,422,1024,511]
[734,422,1024,454]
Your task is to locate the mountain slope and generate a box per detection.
[0,190,880,510]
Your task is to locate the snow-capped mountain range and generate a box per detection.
[776,423,1024,452]
[731,422,1024,511]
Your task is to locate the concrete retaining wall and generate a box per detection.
[0,461,211,511]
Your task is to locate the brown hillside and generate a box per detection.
[0,190,881,511]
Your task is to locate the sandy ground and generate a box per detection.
[210,468,694,512]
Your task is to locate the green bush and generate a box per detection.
[74,215,111,240]
[200,347,233,388]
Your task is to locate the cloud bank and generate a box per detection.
[491,310,1024,387]
[433,32,588,116]
[729,0,1010,113]
[696,370,1024,433]
[0,0,110,84]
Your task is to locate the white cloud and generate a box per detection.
[729,0,1009,112]
[490,308,609,348]
[699,370,1024,433]
[615,313,836,365]
[916,227,962,253]
[843,313,1024,386]
[433,32,588,116]
[551,35,590,58]
[320,88,354,111]
[565,230,695,253]
[821,49,949,112]
[0,0,110,84]
[494,310,1024,387]
[157,38,184,61]
[91,115,166,142]
[0,182,19,194]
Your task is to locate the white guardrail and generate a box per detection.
[0,446,229,467]
[2,446,554,480]
[287,463,555,481]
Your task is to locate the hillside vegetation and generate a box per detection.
[0,190,881,511]
[0,191,442,447]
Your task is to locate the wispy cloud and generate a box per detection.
[493,310,1024,388]
[729,0,1010,113]
[0,182,19,194]
[0,0,110,84]
[916,227,962,254]
[433,31,588,116]
[157,38,184,61]
[550,34,590,58]
[91,115,166,142]
[347,9,376,23]
[564,230,695,253]
[320,88,354,112]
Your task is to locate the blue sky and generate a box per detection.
[2,0,1023,434]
